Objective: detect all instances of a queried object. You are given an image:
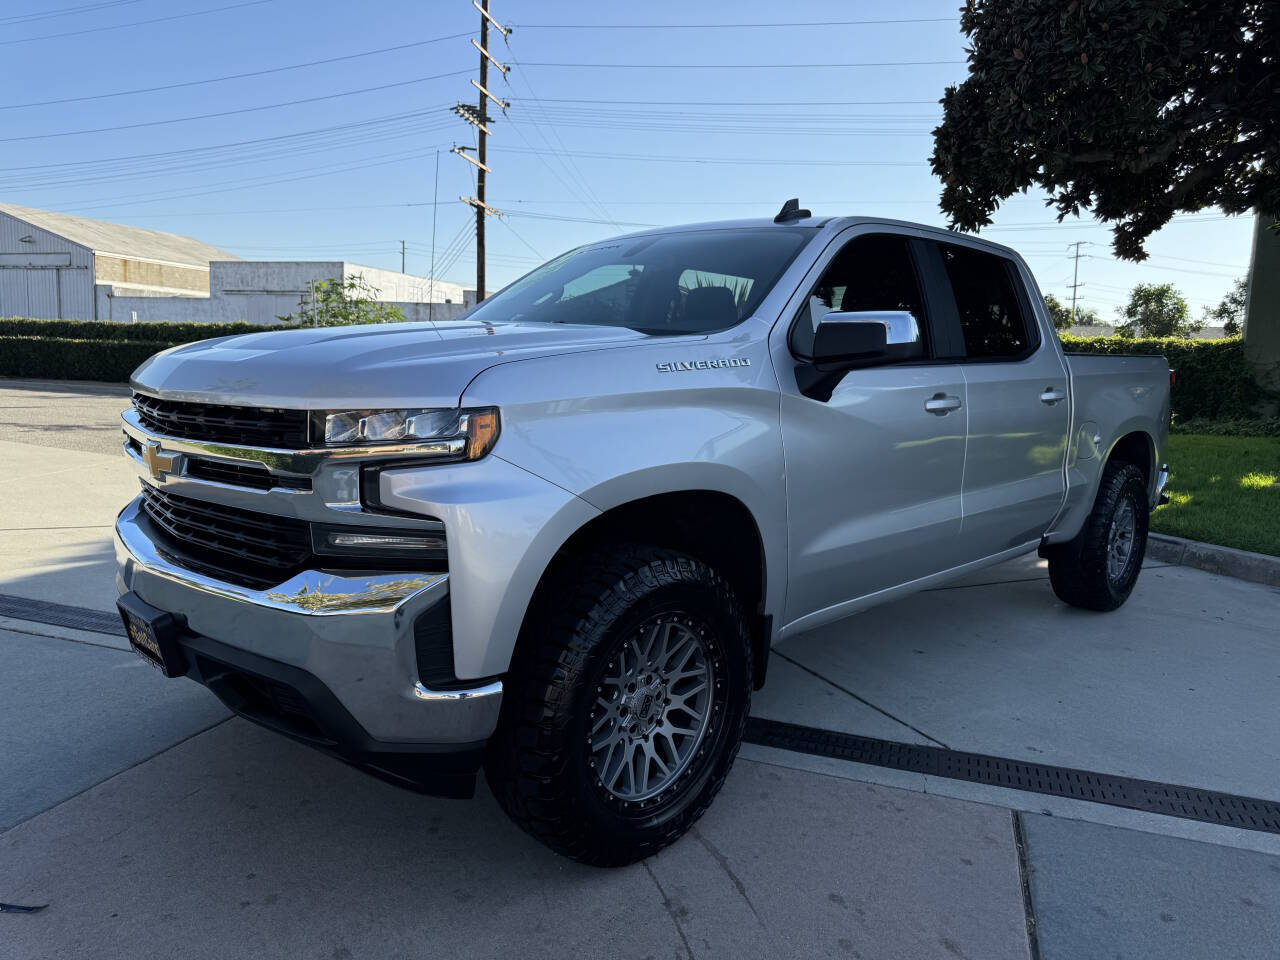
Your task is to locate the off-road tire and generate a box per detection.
[1047,461,1149,611]
[484,545,752,866]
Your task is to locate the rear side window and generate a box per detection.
[938,244,1033,359]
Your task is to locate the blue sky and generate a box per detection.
[1,0,1253,321]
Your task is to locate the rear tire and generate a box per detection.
[485,544,751,866]
[1047,461,1149,611]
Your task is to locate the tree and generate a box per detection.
[1044,293,1100,330]
[279,274,405,327]
[1203,277,1249,336]
[931,1,1279,262]
[1115,283,1200,338]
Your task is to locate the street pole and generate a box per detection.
[476,0,488,303]
[400,239,406,274]
[1067,241,1090,324]
[429,149,439,322]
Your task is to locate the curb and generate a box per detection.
[1147,533,1280,588]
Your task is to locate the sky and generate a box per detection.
[0,0,1255,323]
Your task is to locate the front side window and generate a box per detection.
[792,234,927,357]
[466,228,812,335]
[938,244,1034,359]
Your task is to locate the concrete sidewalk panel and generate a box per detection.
[777,563,1280,799]
[0,629,228,830]
[1022,813,1280,960]
[1,720,1032,960]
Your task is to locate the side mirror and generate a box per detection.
[811,310,923,370]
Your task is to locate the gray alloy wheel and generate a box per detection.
[588,616,715,802]
[1107,499,1137,584]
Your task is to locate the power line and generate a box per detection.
[0,0,143,26]
[504,56,621,228]
[1,0,274,46]
[515,58,964,70]
[489,145,926,166]
[0,71,470,142]
[0,33,473,110]
[511,16,958,29]
[509,97,940,106]
[57,144,453,213]
[3,115,455,191]
[0,107,450,174]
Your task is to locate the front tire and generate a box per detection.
[485,545,751,866]
[1047,461,1150,611]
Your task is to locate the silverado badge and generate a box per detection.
[655,358,751,373]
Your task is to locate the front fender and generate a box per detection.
[377,456,599,679]
[461,331,788,631]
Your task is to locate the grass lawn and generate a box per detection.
[1152,434,1280,557]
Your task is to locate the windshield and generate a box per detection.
[466,228,814,335]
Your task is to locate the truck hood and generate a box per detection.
[131,320,654,409]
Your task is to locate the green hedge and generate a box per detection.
[0,336,172,382]
[1170,417,1280,437]
[1060,334,1265,422]
[0,317,284,382]
[0,316,279,343]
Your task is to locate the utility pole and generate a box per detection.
[456,0,509,304]
[429,149,439,322]
[1067,241,1091,323]
[400,239,406,274]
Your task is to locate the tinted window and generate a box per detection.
[466,228,811,335]
[938,244,1032,359]
[793,234,927,357]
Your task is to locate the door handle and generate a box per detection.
[1040,387,1067,405]
[925,393,962,415]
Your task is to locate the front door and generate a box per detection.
[776,230,969,629]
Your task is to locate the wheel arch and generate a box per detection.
[514,489,774,690]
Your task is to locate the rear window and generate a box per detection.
[938,243,1034,359]
[467,228,812,335]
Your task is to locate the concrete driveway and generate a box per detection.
[2,378,1277,960]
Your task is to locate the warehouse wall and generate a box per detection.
[0,210,95,320]
[96,286,471,326]
[94,253,210,295]
[95,260,472,326]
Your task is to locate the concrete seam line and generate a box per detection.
[1148,533,1280,588]
[771,649,950,749]
[0,715,233,837]
[1011,811,1043,960]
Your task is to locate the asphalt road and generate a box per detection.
[2,378,1277,960]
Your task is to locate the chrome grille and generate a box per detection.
[138,485,312,587]
[133,393,308,448]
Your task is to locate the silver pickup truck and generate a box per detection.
[115,204,1170,865]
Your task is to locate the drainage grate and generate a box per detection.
[0,594,125,637]
[744,717,1280,835]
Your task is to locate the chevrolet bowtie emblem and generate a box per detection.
[141,440,179,482]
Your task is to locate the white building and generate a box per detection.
[0,202,236,319]
[0,203,472,325]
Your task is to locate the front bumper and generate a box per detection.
[115,497,503,793]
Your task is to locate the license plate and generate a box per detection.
[117,592,188,678]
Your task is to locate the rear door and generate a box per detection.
[772,227,969,629]
[931,242,1070,558]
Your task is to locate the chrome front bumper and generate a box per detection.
[114,497,502,745]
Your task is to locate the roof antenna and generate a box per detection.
[774,198,810,223]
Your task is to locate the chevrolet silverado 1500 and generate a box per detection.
[115,205,1170,864]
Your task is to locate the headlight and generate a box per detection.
[311,406,499,461]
